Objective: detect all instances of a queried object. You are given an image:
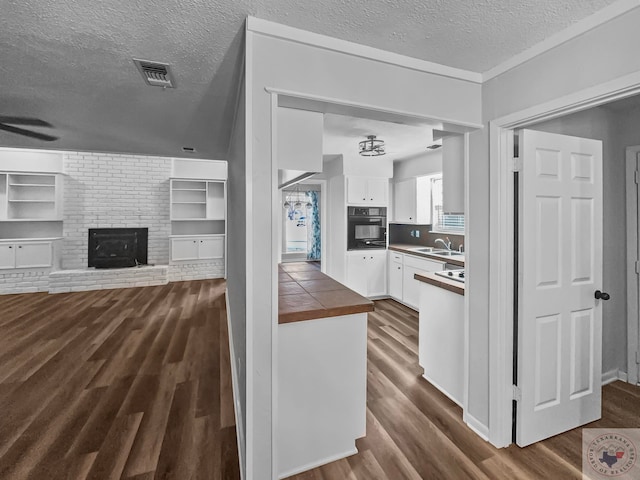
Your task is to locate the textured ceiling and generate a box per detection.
[0,0,622,158]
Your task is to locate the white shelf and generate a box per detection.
[9,183,55,187]
[1,172,62,221]
[169,161,227,274]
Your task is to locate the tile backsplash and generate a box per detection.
[389,223,464,251]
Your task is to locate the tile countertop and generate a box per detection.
[414,272,465,296]
[388,243,465,268]
[278,263,374,324]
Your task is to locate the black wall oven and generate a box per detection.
[347,207,387,250]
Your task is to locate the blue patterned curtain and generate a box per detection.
[306,191,321,260]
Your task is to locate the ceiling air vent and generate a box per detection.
[133,59,176,88]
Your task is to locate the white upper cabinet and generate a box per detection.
[393,176,432,224]
[442,135,465,214]
[346,177,388,205]
[277,107,323,173]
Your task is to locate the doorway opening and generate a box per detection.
[281,183,322,267]
[490,81,640,448]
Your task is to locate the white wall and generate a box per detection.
[246,20,481,478]
[226,72,248,479]
[468,6,640,432]
[393,150,442,180]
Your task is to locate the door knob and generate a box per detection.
[595,290,610,301]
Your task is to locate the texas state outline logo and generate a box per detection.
[583,429,638,479]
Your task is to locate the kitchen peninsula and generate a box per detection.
[415,270,465,406]
[277,262,373,478]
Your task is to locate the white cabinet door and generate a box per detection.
[367,251,387,297]
[367,178,388,205]
[0,244,15,269]
[394,178,416,222]
[388,252,403,300]
[171,238,199,261]
[346,254,368,296]
[402,254,446,310]
[346,177,368,205]
[199,237,224,259]
[15,242,52,268]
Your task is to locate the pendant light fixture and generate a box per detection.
[359,135,386,156]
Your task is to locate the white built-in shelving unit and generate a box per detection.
[0,149,65,270]
[169,159,227,273]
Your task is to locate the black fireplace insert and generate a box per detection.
[88,228,148,268]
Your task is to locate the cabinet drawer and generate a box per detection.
[403,253,444,272]
[390,252,403,264]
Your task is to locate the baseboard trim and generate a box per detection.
[602,368,628,385]
[464,412,490,442]
[278,446,359,479]
[421,373,462,407]
[225,291,245,480]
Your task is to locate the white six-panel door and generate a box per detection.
[517,129,603,446]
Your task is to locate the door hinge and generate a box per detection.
[636,261,640,275]
[512,157,522,172]
[635,170,639,185]
[512,385,522,402]
[636,351,640,365]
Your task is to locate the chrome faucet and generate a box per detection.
[434,237,452,251]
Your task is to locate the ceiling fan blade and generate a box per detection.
[0,123,59,141]
[0,116,52,127]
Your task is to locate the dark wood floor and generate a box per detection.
[287,299,640,480]
[3,282,640,479]
[0,279,240,480]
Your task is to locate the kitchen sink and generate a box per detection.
[432,251,463,257]
[415,247,442,253]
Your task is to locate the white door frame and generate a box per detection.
[489,71,640,447]
[268,87,480,474]
[626,145,640,386]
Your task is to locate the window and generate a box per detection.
[430,174,464,233]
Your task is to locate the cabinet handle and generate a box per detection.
[8,246,12,249]
[397,266,401,270]
[18,246,22,249]
[370,256,373,259]
[362,197,366,201]
[370,198,373,201]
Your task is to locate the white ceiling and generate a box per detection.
[0,0,623,158]
[323,113,439,161]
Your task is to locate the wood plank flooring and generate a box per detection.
[287,299,640,480]
[3,280,640,480]
[0,280,240,480]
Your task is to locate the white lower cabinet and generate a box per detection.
[170,235,224,261]
[346,250,387,297]
[388,251,403,300]
[0,240,53,269]
[388,251,445,310]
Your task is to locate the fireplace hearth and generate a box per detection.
[88,228,148,268]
